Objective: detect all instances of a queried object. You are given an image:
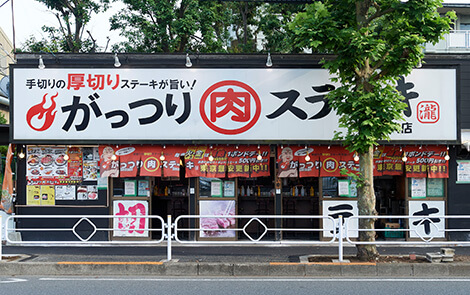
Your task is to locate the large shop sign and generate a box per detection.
[13,68,457,141]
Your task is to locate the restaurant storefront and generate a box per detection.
[9,54,456,241]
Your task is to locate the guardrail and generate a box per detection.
[3,214,166,245]
[2,214,470,262]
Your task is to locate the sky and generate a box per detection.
[0,0,125,51]
[1,0,470,52]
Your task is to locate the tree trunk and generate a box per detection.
[356,145,379,261]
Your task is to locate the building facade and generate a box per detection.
[8,53,466,241]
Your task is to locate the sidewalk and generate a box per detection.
[2,245,470,277]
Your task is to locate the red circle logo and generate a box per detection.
[200,81,261,135]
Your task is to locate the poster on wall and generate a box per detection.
[26,185,41,206]
[457,160,470,183]
[322,200,358,238]
[138,180,150,197]
[77,186,88,200]
[199,200,236,238]
[337,179,350,197]
[210,180,222,197]
[113,200,149,237]
[27,185,55,206]
[408,201,445,239]
[55,185,76,200]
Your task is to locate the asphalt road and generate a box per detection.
[2,276,470,295]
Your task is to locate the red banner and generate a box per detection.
[277,146,300,178]
[117,146,140,177]
[380,146,404,176]
[404,146,429,178]
[427,146,448,178]
[140,146,162,177]
[162,146,186,178]
[99,145,120,177]
[249,145,270,178]
[319,146,355,177]
[299,146,320,178]
[184,146,209,178]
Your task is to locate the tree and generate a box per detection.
[109,0,301,54]
[109,0,235,53]
[22,0,109,53]
[290,0,454,260]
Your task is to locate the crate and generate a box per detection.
[384,224,404,238]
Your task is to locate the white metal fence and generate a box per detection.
[2,214,470,262]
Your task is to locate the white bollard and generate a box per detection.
[167,215,172,261]
[338,215,343,263]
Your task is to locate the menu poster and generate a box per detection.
[77,186,88,200]
[87,185,98,200]
[411,178,427,198]
[26,185,41,205]
[55,185,76,200]
[26,146,69,177]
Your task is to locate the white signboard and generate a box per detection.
[408,201,445,239]
[113,200,149,237]
[13,68,457,141]
[322,200,358,238]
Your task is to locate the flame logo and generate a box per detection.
[26,93,58,131]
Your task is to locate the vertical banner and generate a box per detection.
[0,144,14,213]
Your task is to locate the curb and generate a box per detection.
[2,262,470,277]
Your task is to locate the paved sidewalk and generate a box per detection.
[2,245,470,277]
